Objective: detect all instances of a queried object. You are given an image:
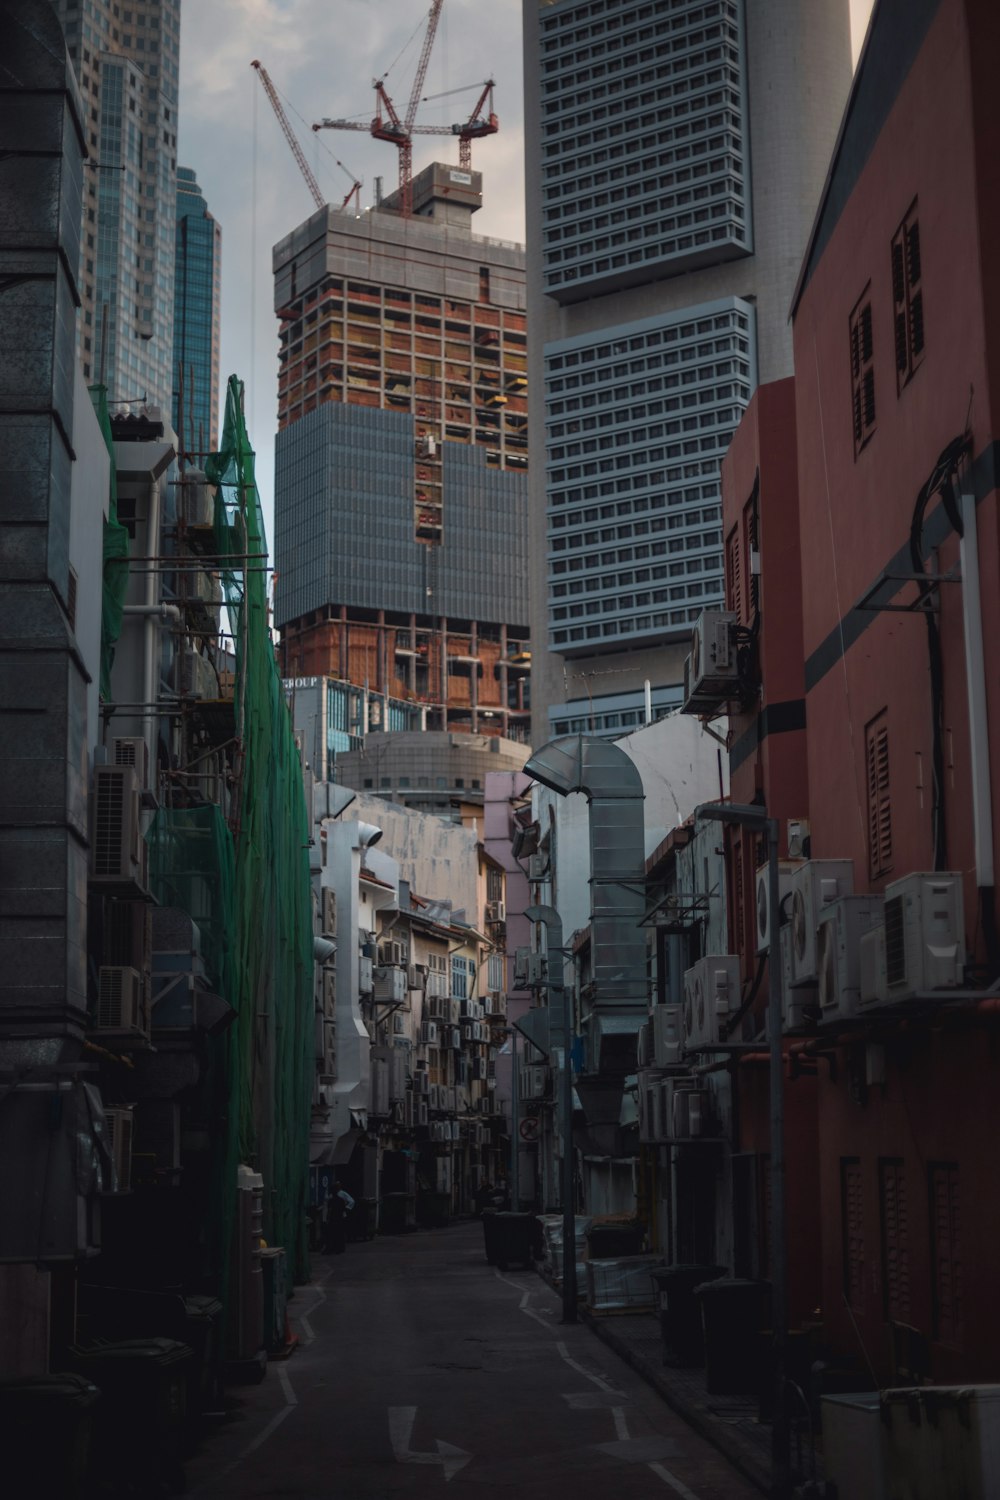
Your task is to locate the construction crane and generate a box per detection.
[314,0,482,218]
[252,59,362,213]
[412,79,498,172]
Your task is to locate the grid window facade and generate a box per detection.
[538,0,751,300]
[173,168,221,455]
[892,203,924,391]
[929,1162,963,1345]
[544,297,755,653]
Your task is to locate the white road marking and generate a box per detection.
[388,1406,473,1483]
[556,1340,624,1396]
[612,1406,630,1441]
[648,1460,704,1499]
[276,1363,298,1406]
[239,1403,295,1458]
[293,1285,326,1346]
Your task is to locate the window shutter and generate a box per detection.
[880,1159,911,1322]
[930,1163,963,1345]
[842,1159,865,1314]
[892,204,924,389]
[850,291,877,456]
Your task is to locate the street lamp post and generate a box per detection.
[525,903,577,1324]
[695,802,788,1500]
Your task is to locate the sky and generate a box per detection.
[177,0,876,547]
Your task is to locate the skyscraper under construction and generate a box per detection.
[272,164,531,743]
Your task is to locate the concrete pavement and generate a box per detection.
[185,1222,761,1499]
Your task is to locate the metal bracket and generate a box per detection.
[855,565,961,615]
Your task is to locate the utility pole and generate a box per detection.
[525,903,576,1324]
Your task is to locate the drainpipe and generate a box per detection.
[959,491,998,969]
[142,472,162,775]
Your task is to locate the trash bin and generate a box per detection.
[649,1263,727,1366]
[183,1295,223,1415]
[587,1219,645,1259]
[494,1212,541,1271]
[69,1337,192,1492]
[482,1208,502,1265]
[0,1373,99,1500]
[695,1278,772,1395]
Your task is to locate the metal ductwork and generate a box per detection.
[524,735,647,1080]
[0,2,89,1067]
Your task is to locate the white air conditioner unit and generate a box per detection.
[788,860,854,987]
[104,1105,134,1193]
[858,923,887,1008]
[407,963,423,989]
[95,966,147,1036]
[521,1064,548,1100]
[526,953,548,987]
[417,1100,429,1127]
[881,871,965,1001]
[754,860,801,955]
[422,1021,439,1047]
[430,1121,445,1143]
[323,969,336,1017]
[682,608,740,712]
[817,896,884,1021]
[183,567,222,632]
[449,1027,462,1050]
[374,966,406,1003]
[90,765,146,893]
[321,887,337,938]
[682,957,740,1050]
[513,947,530,987]
[486,900,506,925]
[651,1004,682,1066]
[392,1013,406,1036]
[112,736,149,789]
[527,852,549,881]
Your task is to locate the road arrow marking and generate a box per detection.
[388,1406,473,1483]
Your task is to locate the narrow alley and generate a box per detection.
[185,1224,760,1500]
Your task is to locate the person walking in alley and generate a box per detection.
[321,1179,355,1254]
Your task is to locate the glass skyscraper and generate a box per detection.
[172,168,222,456]
[53,0,182,411]
[523,0,853,739]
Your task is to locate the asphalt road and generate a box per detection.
[185,1223,761,1499]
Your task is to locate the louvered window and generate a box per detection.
[892,203,924,391]
[866,712,893,880]
[930,1162,963,1345]
[850,292,876,457]
[879,1158,911,1322]
[841,1157,865,1314]
[726,524,743,623]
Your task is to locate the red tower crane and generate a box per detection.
[312,1,497,217]
[252,59,361,213]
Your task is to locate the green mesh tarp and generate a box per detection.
[205,375,315,1288]
[90,383,130,700]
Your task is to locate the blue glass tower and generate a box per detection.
[172,168,221,457]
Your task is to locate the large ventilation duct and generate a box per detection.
[0,2,89,1067]
[524,735,647,1077]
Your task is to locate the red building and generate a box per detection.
[719,0,1000,1384]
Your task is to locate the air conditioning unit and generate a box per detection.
[321,887,337,938]
[858,924,887,1008]
[392,1013,406,1036]
[374,966,406,1003]
[359,955,374,994]
[682,608,739,712]
[447,998,460,1026]
[754,860,801,955]
[430,1121,446,1143]
[417,1100,429,1127]
[422,1021,439,1047]
[407,963,423,989]
[445,1086,457,1113]
[682,957,740,1050]
[95,966,147,1037]
[478,1096,492,1115]
[652,1004,682,1066]
[486,900,506,924]
[104,1106,134,1193]
[513,947,530,987]
[449,1027,462,1050]
[90,765,146,893]
[526,953,548,987]
[817,896,884,1021]
[788,860,854,987]
[780,926,817,1031]
[521,1064,548,1100]
[637,1022,652,1069]
[323,969,336,1017]
[182,567,222,632]
[112,736,149,788]
[881,871,965,1001]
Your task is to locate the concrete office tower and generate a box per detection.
[172,167,222,458]
[273,163,531,742]
[523,0,852,740]
[52,0,181,407]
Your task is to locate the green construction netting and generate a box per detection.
[147,375,314,1298]
[90,383,130,701]
[205,374,315,1290]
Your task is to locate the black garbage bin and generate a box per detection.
[695,1278,772,1395]
[650,1263,727,1366]
[183,1295,223,1416]
[0,1372,99,1500]
[494,1212,541,1271]
[69,1337,192,1492]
